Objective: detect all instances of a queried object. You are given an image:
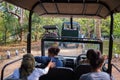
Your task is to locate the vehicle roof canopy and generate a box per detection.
[4,0,120,18]
[43,25,58,30]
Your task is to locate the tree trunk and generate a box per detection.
[19,9,24,42]
[86,20,91,38]
[35,34,38,42]
[95,19,101,39]
[4,25,7,45]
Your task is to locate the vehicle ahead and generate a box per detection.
[61,21,80,48]
[42,22,81,48]
[61,22,80,38]
[42,25,59,47]
[43,25,59,38]
[1,0,120,80]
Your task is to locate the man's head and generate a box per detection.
[48,47,60,57]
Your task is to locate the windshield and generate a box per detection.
[43,41,101,56]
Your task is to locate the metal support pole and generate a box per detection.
[100,42,103,54]
[27,11,33,53]
[108,13,114,76]
[27,2,39,54]
[41,39,45,56]
[70,17,73,29]
[1,58,22,80]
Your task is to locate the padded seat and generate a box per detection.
[74,64,91,80]
[39,67,75,80]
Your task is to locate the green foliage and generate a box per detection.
[0,2,20,44]
[113,42,120,54]
[113,13,120,38]
[0,2,120,44]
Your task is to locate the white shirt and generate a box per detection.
[6,51,10,56]
[11,67,49,80]
[16,50,19,54]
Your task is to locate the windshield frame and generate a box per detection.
[41,37,103,56]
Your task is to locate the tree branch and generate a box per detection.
[6,2,20,19]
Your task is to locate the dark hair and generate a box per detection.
[48,47,60,55]
[86,49,96,60]
[87,49,104,69]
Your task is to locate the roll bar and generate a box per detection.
[1,58,22,80]
[27,1,114,75]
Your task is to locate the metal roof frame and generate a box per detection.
[4,0,120,18]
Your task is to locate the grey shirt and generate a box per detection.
[80,72,112,80]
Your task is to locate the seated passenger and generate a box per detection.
[79,50,112,80]
[86,49,98,62]
[35,47,63,67]
[10,54,55,80]
[79,49,96,64]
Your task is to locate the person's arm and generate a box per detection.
[35,56,49,64]
[28,61,55,80]
[41,61,55,74]
[35,56,42,63]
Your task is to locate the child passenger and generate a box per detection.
[11,54,55,80]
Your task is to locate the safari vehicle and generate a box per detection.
[61,21,80,38]
[61,21,80,48]
[1,0,120,80]
[42,25,59,47]
[43,25,59,38]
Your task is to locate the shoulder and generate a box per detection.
[99,72,110,76]
[35,56,49,61]
[100,72,111,79]
[91,72,111,80]
[80,73,91,80]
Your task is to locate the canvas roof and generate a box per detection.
[4,0,120,18]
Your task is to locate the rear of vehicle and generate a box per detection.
[42,25,59,47]
[61,22,80,48]
[61,22,80,37]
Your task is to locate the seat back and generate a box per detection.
[74,64,91,80]
[39,67,75,80]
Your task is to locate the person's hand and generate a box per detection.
[47,60,55,68]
